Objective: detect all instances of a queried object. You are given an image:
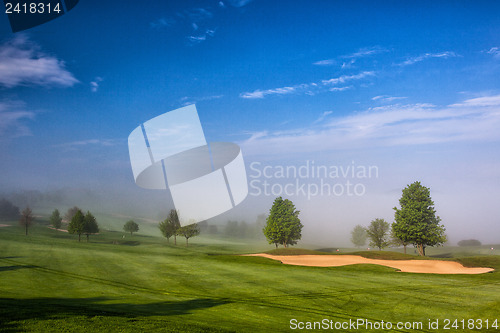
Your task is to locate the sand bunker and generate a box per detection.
[246,254,494,274]
[0,224,11,227]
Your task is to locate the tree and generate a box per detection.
[178,223,200,247]
[393,181,447,256]
[159,209,181,244]
[123,220,139,236]
[350,224,367,248]
[366,218,390,251]
[68,209,85,242]
[0,198,20,221]
[263,197,303,248]
[83,211,99,242]
[458,239,482,247]
[389,227,410,254]
[19,206,35,236]
[49,209,62,229]
[64,206,81,222]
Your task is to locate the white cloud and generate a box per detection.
[313,46,387,67]
[372,95,407,102]
[239,94,500,156]
[0,100,35,139]
[90,77,103,92]
[313,59,336,66]
[150,17,176,29]
[486,47,500,58]
[449,94,500,107]
[329,86,352,92]
[179,94,224,106]
[225,0,253,7]
[321,71,375,85]
[0,35,79,88]
[313,111,333,124]
[54,138,118,151]
[398,51,458,66]
[240,72,374,99]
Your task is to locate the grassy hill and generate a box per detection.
[1,222,499,332]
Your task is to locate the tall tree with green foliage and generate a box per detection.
[123,220,139,236]
[49,209,62,229]
[178,223,200,247]
[83,211,99,242]
[68,209,85,242]
[350,224,367,248]
[159,209,181,244]
[366,218,390,250]
[263,197,303,248]
[19,206,34,236]
[393,181,447,256]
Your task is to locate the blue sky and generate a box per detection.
[1,1,500,244]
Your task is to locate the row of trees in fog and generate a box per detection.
[158,209,200,246]
[351,181,447,256]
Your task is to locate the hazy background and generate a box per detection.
[1,1,499,246]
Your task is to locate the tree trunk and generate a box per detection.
[78,233,81,242]
[174,235,177,245]
[275,243,278,248]
[283,242,287,248]
[403,245,407,254]
[25,224,28,236]
[86,234,89,242]
[417,244,425,256]
[130,231,133,236]
[186,237,189,247]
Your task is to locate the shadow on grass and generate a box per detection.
[0,265,37,272]
[0,297,231,331]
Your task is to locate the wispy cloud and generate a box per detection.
[150,17,176,29]
[0,100,35,139]
[313,111,333,124]
[224,0,254,7]
[398,51,458,66]
[54,139,119,151]
[372,95,407,103]
[486,47,500,58]
[240,72,374,99]
[187,28,217,45]
[151,7,218,46]
[0,35,79,88]
[179,94,224,106]
[240,94,500,156]
[313,46,387,67]
[90,77,103,92]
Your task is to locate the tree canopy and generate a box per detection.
[350,224,367,248]
[82,211,99,242]
[393,181,446,256]
[68,209,85,242]
[124,220,139,236]
[64,206,81,222]
[49,209,62,229]
[178,223,200,247]
[263,197,303,248]
[366,218,390,250]
[159,209,181,244]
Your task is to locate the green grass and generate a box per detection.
[1,223,499,332]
